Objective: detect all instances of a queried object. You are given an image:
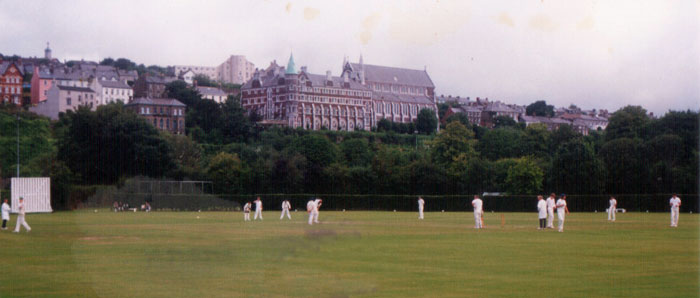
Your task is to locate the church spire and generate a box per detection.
[285,53,297,74]
[44,42,52,60]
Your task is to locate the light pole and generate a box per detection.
[16,113,20,177]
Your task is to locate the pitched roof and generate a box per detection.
[126,97,185,107]
[56,85,95,92]
[520,115,571,125]
[349,63,434,87]
[143,74,177,84]
[303,73,369,90]
[196,86,227,96]
[99,80,131,89]
[372,91,434,105]
[0,61,24,75]
[242,70,370,91]
[484,101,517,113]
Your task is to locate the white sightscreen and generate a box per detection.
[11,177,53,213]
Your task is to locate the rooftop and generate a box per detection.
[56,85,94,92]
[126,97,185,107]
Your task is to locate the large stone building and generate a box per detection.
[241,56,373,130]
[0,60,24,105]
[240,55,438,131]
[217,55,255,85]
[341,56,438,128]
[124,97,186,134]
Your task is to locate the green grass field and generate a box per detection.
[0,210,697,297]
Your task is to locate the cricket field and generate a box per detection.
[0,211,697,297]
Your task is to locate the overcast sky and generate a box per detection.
[1,0,697,115]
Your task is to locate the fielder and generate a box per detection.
[608,196,617,222]
[472,195,483,229]
[243,201,251,221]
[313,198,322,224]
[306,198,319,225]
[537,195,547,230]
[1,199,10,230]
[545,193,556,228]
[13,197,31,233]
[669,194,681,227]
[280,200,292,220]
[417,197,425,220]
[556,194,569,232]
[254,197,263,220]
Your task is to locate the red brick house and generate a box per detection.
[0,60,24,105]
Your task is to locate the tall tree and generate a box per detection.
[57,104,174,184]
[430,121,477,165]
[505,157,544,195]
[605,105,649,141]
[478,128,524,160]
[416,108,438,134]
[526,100,555,117]
[550,139,606,194]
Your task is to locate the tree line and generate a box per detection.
[0,89,697,209]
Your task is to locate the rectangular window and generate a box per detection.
[66,98,71,105]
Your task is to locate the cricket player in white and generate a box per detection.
[472,195,483,229]
[13,197,31,233]
[243,202,251,221]
[608,196,617,222]
[556,194,569,232]
[545,193,556,228]
[537,195,547,230]
[307,199,318,225]
[1,199,10,230]
[280,200,292,220]
[313,198,322,224]
[669,194,681,227]
[253,197,263,220]
[417,197,425,220]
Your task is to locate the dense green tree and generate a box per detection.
[549,124,581,151]
[550,139,606,194]
[207,152,248,194]
[194,74,216,87]
[605,105,649,141]
[57,104,174,184]
[24,151,75,209]
[0,109,54,178]
[220,96,252,143]
[340,138,374,167]
[646,110,698,155]
[522,124,551,158]
[489,158,519,192]
[372,146,410,194]
[292,134,338,168]
[430,122,477,165]
[492,115,519,129]
[599,138,645,193]
[478,128,524,160]
[526,100,555,117]
[505,157,544,195]
[416,108,438,134]
[164,134,204,180]
[291,134,339,192]
[445,112,471,128]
